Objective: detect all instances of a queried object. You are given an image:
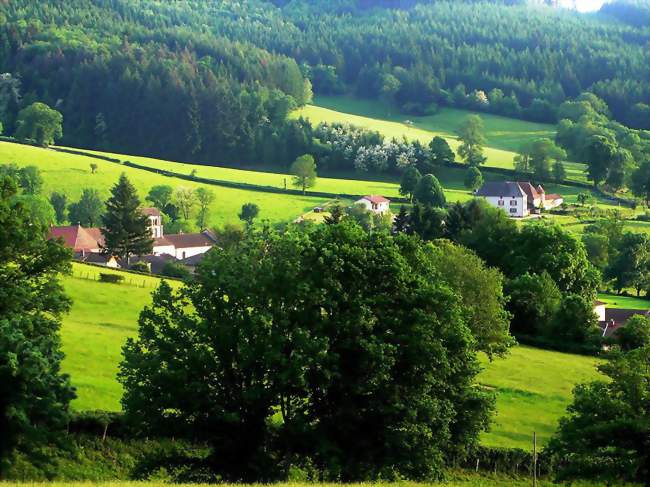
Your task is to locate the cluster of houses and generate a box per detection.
[475,181,564,217]
[49,207,217,274]
[594,300,650,339]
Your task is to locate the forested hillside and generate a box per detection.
[1,0,649,163]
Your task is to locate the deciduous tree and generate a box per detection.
[0,176,74,476]
[15,102,63,146]
[413,173,446,207]
[68,188,103,227]
[195,187,215,230]
[456,115,486,166]
[290,154,317,194]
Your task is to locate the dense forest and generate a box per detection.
[0,0,649,165]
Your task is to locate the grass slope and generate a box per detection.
[597,293,650,310]
[61,263,179,410]
[59,266,603,450]
[0,141,326,228]
[295,95,588,180]
[477,346,602,449]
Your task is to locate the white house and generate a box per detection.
[593,300,607,322]
[153,231,217,260]
[475,181,564,218]
[355,195,391,214]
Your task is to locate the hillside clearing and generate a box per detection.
[477,346,602,449]
[294,95,588,181]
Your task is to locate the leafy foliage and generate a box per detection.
[119,222,493,481]
[0,176,74,476]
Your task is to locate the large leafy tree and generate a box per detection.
[290,154,317,194]
[413,173,446,207]
[606,232,650,295]
[119,222,493,481]
[101,174,153,264]
[0,176,75,476]
[427,240,513,357]
[549,346,650,485]
[456,115,486,166]
[14,102,63,146]
[630,160,650,206]
[68,188,104,227]
[399,166,421,202]
[194,187,215,231]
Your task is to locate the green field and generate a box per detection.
[0,141,327,228]
[597,293,650,310]
[61,263,181,410]
[477,346,602,449]
[59,264,603,450]
[294,95,588,181]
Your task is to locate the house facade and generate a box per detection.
[355,195,391,214]
[475,181,564,217]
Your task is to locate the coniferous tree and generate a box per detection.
[101,174,153,264]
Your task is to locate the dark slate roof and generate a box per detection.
[475,181,525,198]
[164,231,216,249]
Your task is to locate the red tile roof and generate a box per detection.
[49,225,104,252]
[517,182,540,202]
[545,194,562,201]
[362,195,390,204]
[141,207,161,217]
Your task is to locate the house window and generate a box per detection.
[509,208,518,214]
[498,200,504,206]
[510,200,517,206]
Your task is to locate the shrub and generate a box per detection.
[130,261,151,274]
[99,273,124,284]
[161,262,192,280]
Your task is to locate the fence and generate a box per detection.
[72,268,161,289]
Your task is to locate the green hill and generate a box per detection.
[60,264,602,450]
[0,141,327,228]
[295,95,589,182]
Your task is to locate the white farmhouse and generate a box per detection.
[475,181,564,218]
[355,195,391,214]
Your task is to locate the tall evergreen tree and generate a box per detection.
[101,174,153,265]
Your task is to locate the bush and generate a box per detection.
[161,262,192,280]
[130,261,151,273]
[99,273,124,284]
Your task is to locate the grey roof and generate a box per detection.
[475,181,526,198]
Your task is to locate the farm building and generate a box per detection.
[48,206,217,270]
[475,181,563,217]
[355,195,391,214]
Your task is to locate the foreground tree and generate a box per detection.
[616,315,650,351]
[0,176,75,476]
[14,102,63,146]
[119,222,493,481]
[101,174,153,265]
[549,346,650,485]
[290,154,317,194]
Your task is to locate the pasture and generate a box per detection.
[294,95,588,181]
[597,293,650,310]
[58,264,603,450]
[477,346,602,449]
[0,141,327,228]
[60,263,179,410]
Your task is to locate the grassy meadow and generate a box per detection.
[477,346,602,449]
[0,141,327,228]
[597,293,650,309]
[58,263,603,450]
[61,263,181,410]
[294,95,588,181]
